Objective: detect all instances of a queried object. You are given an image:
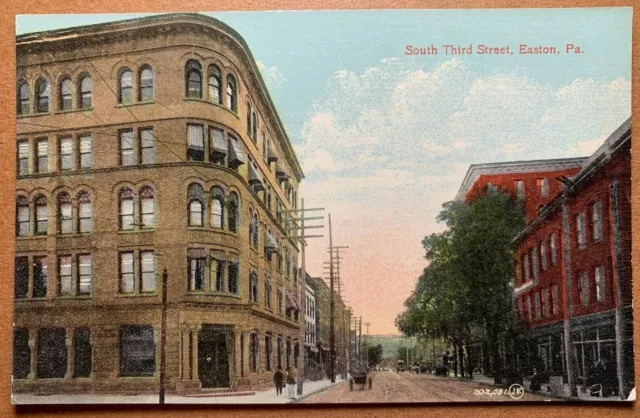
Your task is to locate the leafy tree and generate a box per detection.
[396,190,525,378]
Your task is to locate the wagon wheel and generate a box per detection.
[349,379,353,391]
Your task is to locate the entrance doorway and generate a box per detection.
[198,325,233,388]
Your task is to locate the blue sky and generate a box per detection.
[17,9,632,334]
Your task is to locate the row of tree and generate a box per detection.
[396,190,525,379]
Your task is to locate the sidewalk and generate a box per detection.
[471,373,622,401]
[12,377,346,405]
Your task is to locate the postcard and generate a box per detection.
[12,8,633,404]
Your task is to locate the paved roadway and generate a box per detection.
[302,370,557,403]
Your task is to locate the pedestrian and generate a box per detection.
[273,367,284,396]
[286,366,297,399]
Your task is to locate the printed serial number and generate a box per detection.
[473,388,507,397]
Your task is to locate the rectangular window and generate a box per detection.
[592,201,603,242]
[14,256,29,299]
[140,129,156,165]
[531,247,539,279]
[58,255,72,296]
[59,200,73,234]
[79,200,92,233]
[265,278,272,310]
[250,273,259,303]
[250,333,258,373]
[141,251,156,292]
[120,130,135,166]
[120,325,155,377]
[37,328,67,378]
[13,328,30,379]
[17,202,29,237]
[523,254,530,281]
[18,141,29,176]
[576,213,586,249]
[79,135,92,169]
[595,265,605,302]
[211,257,225,292]
[33,256,48,298]
[278,287,284,315]
[228,261,239,294]
[120,252,135,293]
[543,288,551,318]
[515,180,525,200]
[189,256,206,291]
[535,292,541,320]
[265,334,272,371]
[120,196,134,231]
[37,139,48,173]
[74,327,92,378]
[540,241,547,271]
[550,233,558,265]
[526,295,532,322]
[552,285,560,315]
[209,127,227,164]
[537,178,549,197]
[59,137,74,171]
[187,124,204,161]
[580,271,589,307]
[77,254,92,295]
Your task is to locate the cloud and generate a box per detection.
[256,61,286,89]
[298,58,630,334]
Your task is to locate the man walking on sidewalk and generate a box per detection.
[273,367,284,396]
[286,367,297,399]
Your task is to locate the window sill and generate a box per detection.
[118,228,156,234]
[55,107,94,115]
[186,292,240,299]
[56,233,92,238]
[115,101,156,108]
[115,292,158,298]
[182,98,239,119]
[17,111,51,119]
[56,295,93,300]
[15,235,47,240]
[15,297,48,302]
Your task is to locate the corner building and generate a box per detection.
[13,13,304,395]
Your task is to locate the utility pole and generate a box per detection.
[323,244,348,379]
[284,198,324,396]
[159,268,168,404]
[358,316,363,364]
[364,322,371,367]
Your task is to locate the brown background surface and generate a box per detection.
[0,0,638,417]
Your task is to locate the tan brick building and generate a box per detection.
[13,13,304,395]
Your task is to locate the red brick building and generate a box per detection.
[513,118,633,398]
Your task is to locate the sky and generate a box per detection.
[17,9,632,335]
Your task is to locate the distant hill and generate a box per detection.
[364,335,417,360]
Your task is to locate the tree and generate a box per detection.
[396,189,525,379]
[367,344,384,367]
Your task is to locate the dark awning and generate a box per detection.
[268,145,278,163]
[287,292,300,311]
[249,164,265,191]
[228,140,246,165]
[211,130,227,155]
[265,234,280,252]
[275,163,286,177]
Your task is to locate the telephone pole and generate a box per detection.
[364,322,371,367]
[284,198,324,395]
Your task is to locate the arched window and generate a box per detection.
[208,65,222,104]
[16,196,30,237]
[252,112,258,141]
[252,212,259,249]
[35,195,48,235]
[210,186,225,229]
[36,78,50,113]
[250,270,259,303]
[226,74,237,112]
[17,80,30,115]
[185,60,202,99]
[58,192,73,234]
[188,183,205,227]
[139,66,154,102]
[247,103,252,137]
[77,191,92,233]
[60,78,73,111]
[118,68,133,104]
[79,75,92,109]
[119,188,135,230]
[228,192,239,233]
[139,186,155,228]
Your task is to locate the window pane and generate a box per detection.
[140,68,154,101]
[140,129,156,165]
[18,141,29,175]
[60,202,72,234]
[80,77,92,108]
[17,205,30,237]
[37,140,48,173]
[37,328,67,378]
[59,255,72,296]
[120,70,133,103]
[120,325,155,377]
[212,199,222,228]
[78,255,92,295]
[120,253,134,293]
[120,131,135,166]
[140,252,156,292]
[141,198,154,227]
[189,201,203,226]
[79,201,92,233]
[14,257,29,299]
[74,328,92,378]
[80,136,92,168]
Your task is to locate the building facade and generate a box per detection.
[513,119,633,398]
[13,13,304,394]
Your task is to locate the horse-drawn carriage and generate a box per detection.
[349,365,372,390]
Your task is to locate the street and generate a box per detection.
[302,370,557,403]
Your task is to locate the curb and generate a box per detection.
[291,379,347,403]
